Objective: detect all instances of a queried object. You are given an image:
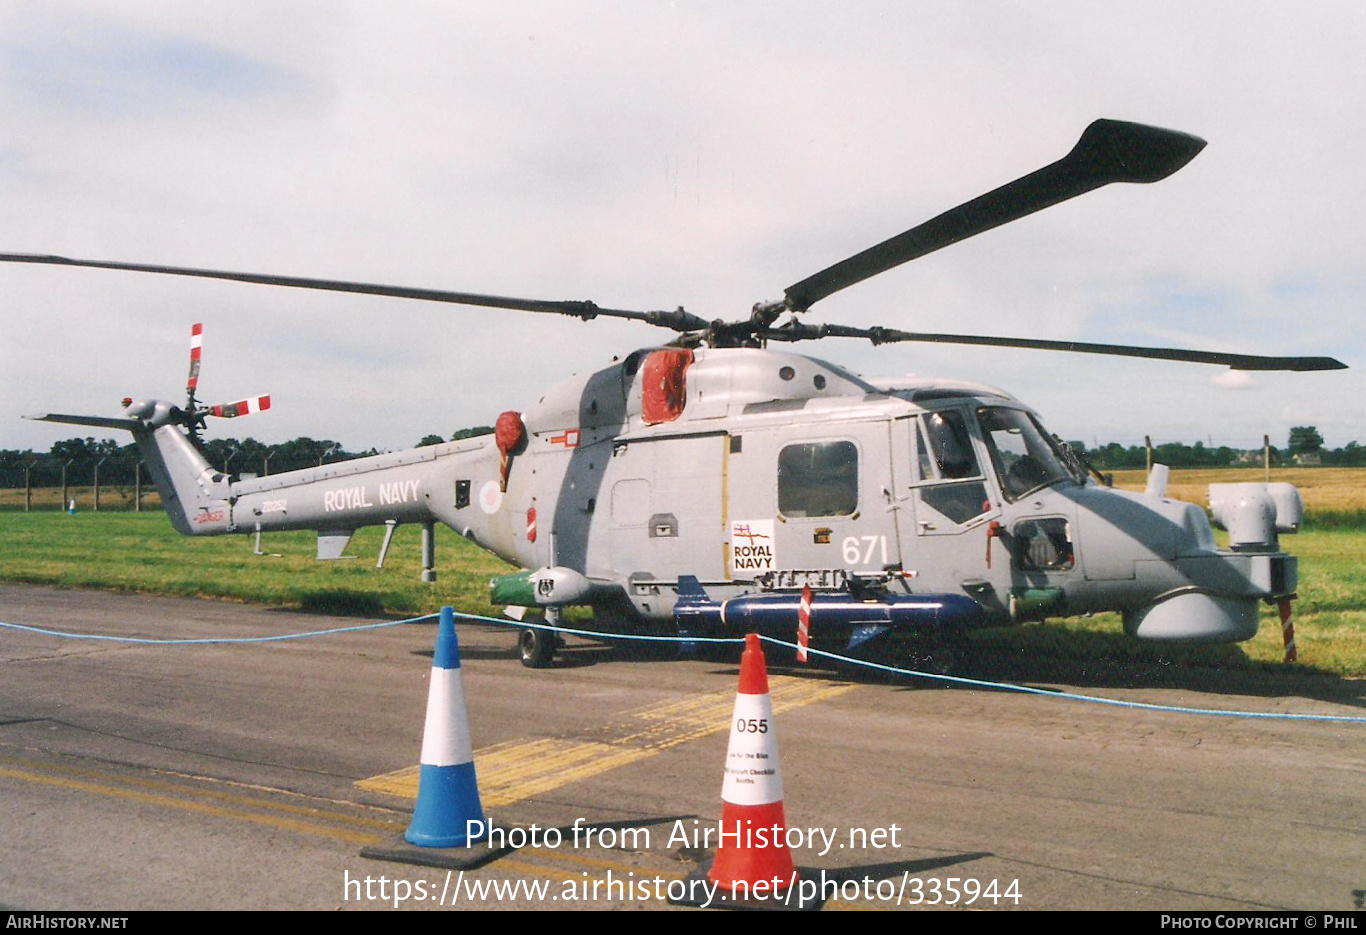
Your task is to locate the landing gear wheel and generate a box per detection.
[835,634,958,683]
[519,627,558,668]
[905,641,957,677]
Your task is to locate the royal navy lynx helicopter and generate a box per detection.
[8,119,1344,667]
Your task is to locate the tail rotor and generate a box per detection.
[127,323,271,444]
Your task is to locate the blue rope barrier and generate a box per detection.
[0,613,438,644]
[451,611,1366,725]
[3,607,1362,724]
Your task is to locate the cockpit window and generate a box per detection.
[913,411,990,525]
[921,410,982,480]
[977,407,1079,501]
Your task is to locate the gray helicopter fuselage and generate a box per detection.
[122,345,1295,644]
[15,118,1329,654]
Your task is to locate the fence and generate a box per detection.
[0,454,355,511]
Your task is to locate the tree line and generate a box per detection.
[1069,426,1366,469]
[2,424,1359,489]
[2,436,360,487]
[0,427,496,489]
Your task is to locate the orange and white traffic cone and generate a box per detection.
[673,632,822,909]
[711,632,796,891]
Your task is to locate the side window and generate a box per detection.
[1013,518,1075,570]
[923,410,982,479]
[778,441,858,517]
[914,421,936,482]
[914,413,990,525]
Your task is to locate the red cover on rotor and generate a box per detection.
[641,348,694,425]
[495,411,526,455]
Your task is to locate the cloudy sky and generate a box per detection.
[2,1,1363,454]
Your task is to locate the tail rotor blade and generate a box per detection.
[187,323,203,399]
[207,394,271,419]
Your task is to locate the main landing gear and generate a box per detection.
[518,606,565,668]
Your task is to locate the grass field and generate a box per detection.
[7,466,1364,517]
[1107,467,1366,527]
[967,526,1366,678]
[7,465,1366,517]
[0,513,506,617]
[0,507,1361,678]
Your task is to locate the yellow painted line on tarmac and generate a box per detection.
[492,847,875,909]
[356,739,654,805]
[355,764,423,797]
[1,755,404,832]
[490,857,681,899]
[476,738,654,807]
[494,856,602,885]
[489,857,865,910]
[0,758,711,904]
[0,766,384,845]
[825,896,881,911]
[520,845,684,880]
[618,676,858,750]
[465,856,688,907]
[357,675,858,803]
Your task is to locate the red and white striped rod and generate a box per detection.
[187,323,203,395]
[208,395,271,418]
[1277,596,1298,663]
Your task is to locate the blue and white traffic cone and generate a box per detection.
[404,606,489,848]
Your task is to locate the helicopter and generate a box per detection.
[7,118,1344,668]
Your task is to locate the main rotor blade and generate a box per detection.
[0,254,710,333]
[769,321,1346,371]
[783,119,1207,311]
